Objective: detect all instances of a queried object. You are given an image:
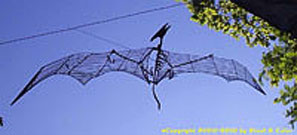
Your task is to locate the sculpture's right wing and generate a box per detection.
[11,48,152,105]
[164,51,266,95]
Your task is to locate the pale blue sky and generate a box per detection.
[0,0,292,134]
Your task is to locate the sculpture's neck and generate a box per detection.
[156,38,163,51]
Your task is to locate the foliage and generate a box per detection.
[176,0,297,128]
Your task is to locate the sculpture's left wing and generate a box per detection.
[165,51,266,95]
[11,48,152,105]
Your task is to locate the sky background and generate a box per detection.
[0,0,293,134]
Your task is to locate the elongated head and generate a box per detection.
[150,23,171,42]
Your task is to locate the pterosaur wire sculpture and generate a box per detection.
[10,23,266,110]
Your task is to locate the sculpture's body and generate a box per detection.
[11,23,266,109]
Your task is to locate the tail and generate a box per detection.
[152,84,161,110]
